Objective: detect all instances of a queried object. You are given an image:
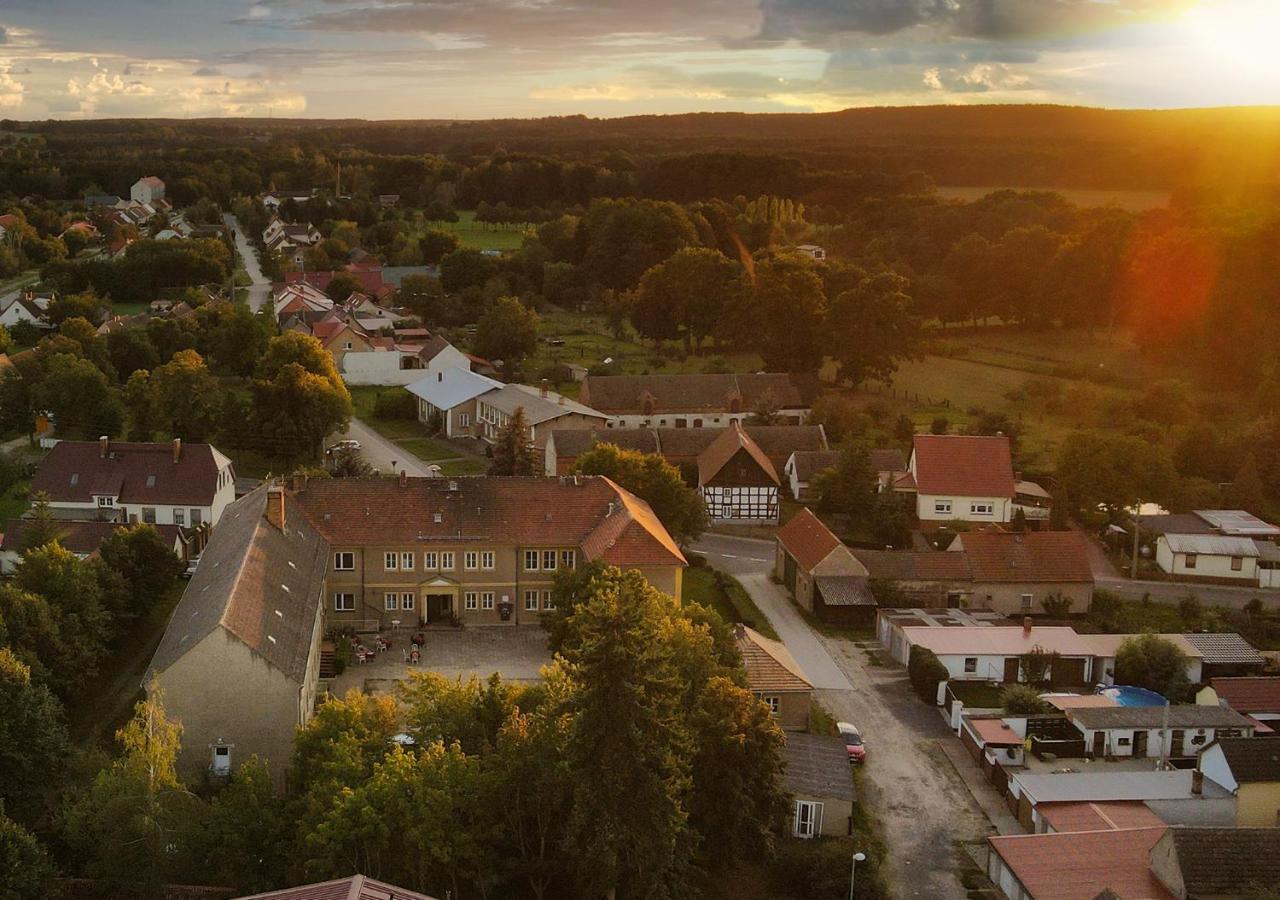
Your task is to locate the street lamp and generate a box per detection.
[848,851,866,900]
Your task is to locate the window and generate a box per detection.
[482,592,495,610]
[384,552,399,571]
[142,507,156,524]
[970,502,993,516]
[963,657,977,674]
[543,550,557,571]
[423,551,437,569]
[401,593,415,610]
[146,474,157,488]
[464,551,478,570]
[343,341,353,350]
[441,551,455,570]
[481,551,495,570]
[761,695,780,715]
[460,413,470,427]
[334,593,355,611]
[384,593,399,610]
[525,550,539,571]
[334,552,355,571]
[1231,556,1243,571]
[465,592,478,611]
[1118,737,1131,746]
[212,745,231,776]
[97,495,114,507]
[1020,593,1034,611]
[934,500,952,515]
[1185,553,1198,570]
[525,590,539,611]
[400,552,415,571]
[174,509,185,526]
[191,509,202,526]
[561,550,576,570]
[542,590,554,611]
[793,800,822,839]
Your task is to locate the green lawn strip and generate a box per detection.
[421,211,529,250]
[434,457,489,476]
[946,681,1007,709]
[395,437,462,461]
[683,565,780,640]
[109,300,151,317]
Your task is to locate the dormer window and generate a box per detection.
[146,475,157,487]
[96,496,114,508]
[70,473,79,486]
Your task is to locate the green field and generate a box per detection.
[934,186,1170,212]
[421,210,529,251]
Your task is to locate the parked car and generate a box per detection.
[329,439,361,453]
[837,721,866,763]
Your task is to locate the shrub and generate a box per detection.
[1002,684,1049,715]
[372,389,416,420]
[769,836,889,900]
[1042,593,1074,618]
[930,416,949,434]
[1089,589,1123,631]
[908,645,948,704]
[538,363,572,385]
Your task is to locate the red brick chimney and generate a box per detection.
[171,437,182,463]
[99,435,109,458]
[399,469,408,488]
[540,378,549,398]
[265,486,285,530]
[1192,769,1204,795]
[1022,616,1033,636]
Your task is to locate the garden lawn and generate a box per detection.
[421,210,529,251]
[347,385,488,471]
[683,565,779,640]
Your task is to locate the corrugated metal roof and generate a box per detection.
[1162,533,1260,556]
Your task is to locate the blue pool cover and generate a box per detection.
[1097,685,1167,707]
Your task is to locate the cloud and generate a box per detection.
[192,66,223,76]
[0,69,24,108]
[0,25,8,45]
[123,62,165,76]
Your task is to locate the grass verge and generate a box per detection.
[683,565,780,640]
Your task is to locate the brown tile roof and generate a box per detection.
[551,429,662,460]
[1166,826,1280,897]
[1,518,184,555]
[235,874,438,900]
[967,716,1024,746]
[852,548,973,581]
[1035,801,1166,834]
[958,531,1093,583]
[987,828,1172,900]
[31,440,231,507]
[911,434,1016,498]
[697,422,780,486]
[789,450,840,482]
[814,575,874,606]
[579,372,817,415]
[291,475,685,568]
[149,487,328,683]
[1209,736,1280,783]
[735,624,811,693]
[776,507,841,571]
[1209,676,1280,713]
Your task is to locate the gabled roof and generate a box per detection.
[1208,676,1280,713]
[788,450,840,482]
[853,548,972,581]
[553,426,827,468]
[987,828,1172,900]
[784,732,856,801]
[1163,827,1280,898]
[579,372,817,414]
[0,518,185,555]
[406,368,502,411]
[235,874,439,900]
[814,575,875,606]
[910,434,1016,498]
[735,624,812,693]
[1162,532,1259,556]
[776,507,841,571]
[1068,705,1253,731]
[31,440,231,507]
[149,487,328,684]
[1208,736,1280,783]
[697,422,779,486]
[480,383,605,426]
[955,531,1093,583]
[1181,632,1266,666]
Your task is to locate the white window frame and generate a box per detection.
[334,552,355,571]
[441,551,455,570]
[970,502,994,516]
[561,549,576,570]
[542,550,557,571]
[384,592,398,611]
[542,590,555,611]
[399,552,415,571]
[1021,593,1034,611]
[762,695,780,715]
[794,800,823,839]
[482,592,495,610]
[173,509,185,526]
[460,412,470,427]
[465,551,478,571]
[964,657,977,673]
[401,592,415,610]
[481,551,495,570]
[97,495,114,508]
[334,592,355,611]
[384,552,398,571]
[524,590,539,611]
[525,550,539,571]
[465,592,478,611]
[934,500,952,515]
[423,551,437,569]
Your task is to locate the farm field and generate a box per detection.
[421,210,528,251]
[934,185,1171,211]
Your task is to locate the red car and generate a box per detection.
[838,721,866,763]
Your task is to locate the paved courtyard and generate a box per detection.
[329,626,552,696]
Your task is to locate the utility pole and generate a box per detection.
[1131,498,1141,580]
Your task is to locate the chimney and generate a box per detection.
[171,437,181,463]
[266,486,286,530]
[1022,616,1033,636]
[1191,769,1204,796]
[540,378,549,398]
[291,473,307,494]
[99,435,109,458]
[399,469,408,488]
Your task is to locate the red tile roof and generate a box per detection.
[31,440,230,507]
[987,828,1172,900]
[968,716,1022,746]
[911,434,1016,498]
[958,531,1093,583]
[1037,801,1166,834]
[776,507,841,571]
[1209,677,1280,714]
[291,476,685,568]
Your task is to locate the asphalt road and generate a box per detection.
[691,533,990,898]
[329,418,435,478]
[223,213,272,312]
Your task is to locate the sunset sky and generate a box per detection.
[0,1,1275,119]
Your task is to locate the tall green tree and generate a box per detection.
[634,248,744,351]
[33,352,125,439]
[488,407,538,476]
[147,349,221,442]
[18,494,65,553]
[98,524,185,618]
[750,254,826,371]
[827,271,921,386]
[475,296,540,378]
[570,442,708,545]
[1115,634,1192,702]
[813,443,877,522]
[194,758,288,894]
[1057,431,1178,521]
[15,544,111,692]
[0,804,55,899]
[251,332,352,463]
[1226,453,1266,515]
[0,649,68,825]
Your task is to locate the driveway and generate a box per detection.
[223,213,272,312]
[331,418,435,477]
[692,533,991,898]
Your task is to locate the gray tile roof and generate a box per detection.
[1211,737,1280,783]
[1167,826,1280,897]
[784,732,856,801]
[815,575,876,607]
[1068,704,1254,731]
[148,486,328,684]
[1181,632,1267,666]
